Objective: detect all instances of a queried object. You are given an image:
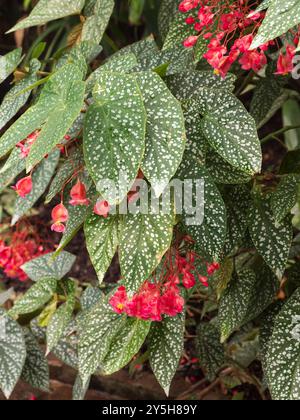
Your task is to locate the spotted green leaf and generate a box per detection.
[46,283,76,354]
[197,88,262,175]
[0,64,85,163]
[12,150,60,225]
[136,71,186,197]
[53,320,78,369]
[182,99,207,161]
[163,7,196,51]
[113,38,159,70]
[84,72,146,204]
[7,0,85,32]
[223,185,252,255]
[9,278,57,317]
[0,48,22,84]
[82,0,114,44]
[158,0,180,41]
[0,309,26,399]
[196,321,225,381]
[250,71,284,128]
[149,313,185,396]
[0,59,40,131]
[219,267,278,342]
[21,251,76,282]
[80,286,102,311]
[249,195,293,276]
[21,329,49,392]
[45,148,84,204]
[78,298,123,380]
[166,71,236,100]
[271,175,300,223]
[100,317,151,375]
[206,148,252,185]
[259,302,283,386]
[27,69,85,169]
[73,374,90,401]
[84,213,119,284]
[266,288,300,400]
[0,148,25,193]
[251,0,300,49]
[178,156,227,261]
[119,211,174,293]
[86,53,138,92]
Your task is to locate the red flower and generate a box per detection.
[207,262,220,276]
[160,287,184,317]
[51,203,69,233]
[275,45,295,75]
[69,179,90,206]
[94,200,111,218]
[179,0,200,13]
[109,286,128,314]
[0,241,11,267]
[182,271,196,289]
[183,35,199,48]
[12,176,32,198]
[198,275,209,287]
[239,50,267,72]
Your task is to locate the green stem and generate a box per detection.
[24,22,63,66]
[41,26,64,72]
[260,125,300,145]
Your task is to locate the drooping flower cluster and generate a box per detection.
[0,227,49,281]
[109,236,220,321]
[109,281,184,321]
[179,0,299,77]
[49,168,146,233]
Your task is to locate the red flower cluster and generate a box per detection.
[0,230,48,281]
[180,0,299,77]
[109,281,184,321]
[110,236,221,321]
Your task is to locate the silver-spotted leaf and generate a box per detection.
[7,0,85,32]
[21,329,49,392]
[266,288,300,400]
[0,309,26,399]
[0,48,22,84]
[46,294,75,354]
[100,317,151,375]
[84,213,119,284]
[166,71,236,100]
[78,298,123,380]
[119,211,174,293]
[83,72,146,204]
[219,267,278,342]
[136,71,186,197]
[9,278,57,317]
[0,64,85,163]
[249,195,293,276]
[197,88,262,175]
[82,0,114,44]
[251,0,300,49]
[149,313,185,395]
[271,175,299,223]
[178,156,227,261]
[196,321,225,381]
[21,251,76,281]
[0,59,40,131]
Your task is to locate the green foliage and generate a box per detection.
[1,0,300,401]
